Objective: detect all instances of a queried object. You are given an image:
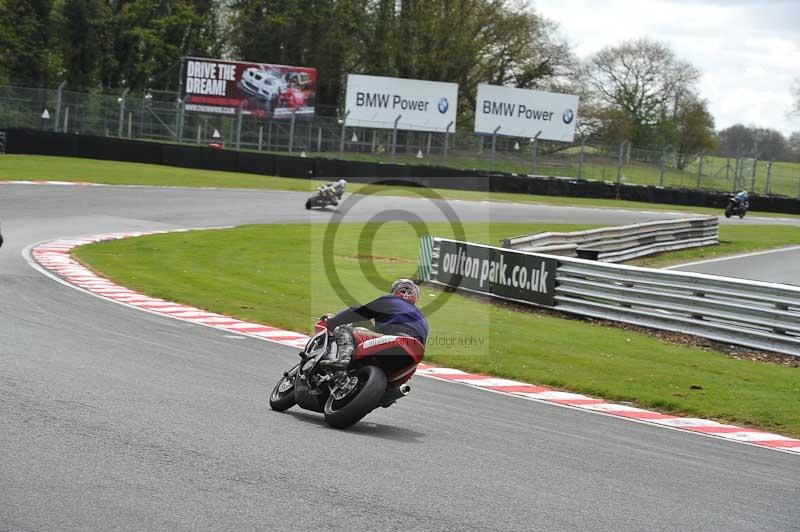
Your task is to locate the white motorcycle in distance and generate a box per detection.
[305,179,347,209]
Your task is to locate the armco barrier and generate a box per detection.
[503,217,719,262]
[2,128,799,214]
[424,237,800,356]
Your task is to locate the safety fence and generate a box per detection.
[420,237,800,356]
[502,217,719,262]
[2,84,799,198]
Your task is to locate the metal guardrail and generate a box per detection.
[502,217,719,262]
[425,236,800,356]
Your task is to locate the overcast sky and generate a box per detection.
[533,0,800,136]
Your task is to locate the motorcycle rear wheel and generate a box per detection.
[724,206,732,218]
[324,365,387,429]
[269,371,297,412]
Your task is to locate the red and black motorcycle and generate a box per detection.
[269,316,425,429]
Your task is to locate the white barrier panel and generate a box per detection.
[474,84,579,142]
[344,74,458,132]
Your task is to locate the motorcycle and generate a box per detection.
[724,196,747,218]
[269,316,425,429]
[305,185,343,209]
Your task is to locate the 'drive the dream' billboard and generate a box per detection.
[474,84,579,142]
[181,57,317,119]
[345,74,458,132]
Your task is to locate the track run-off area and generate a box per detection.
[2,181,799,532]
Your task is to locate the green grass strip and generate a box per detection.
[73,221,800,437]
[2,154,797,218]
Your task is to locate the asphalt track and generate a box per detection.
[1,184,798,532]
[670,246,800,286]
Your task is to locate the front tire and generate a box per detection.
[724,206,732,218]
[269,370,298,412]
[324,365,387,429]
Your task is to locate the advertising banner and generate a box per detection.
[344,74,458,132]
[181,57,317,119]
[474,84,579,142]
[433,239,557,307]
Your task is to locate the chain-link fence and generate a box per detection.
[2,84,799,197]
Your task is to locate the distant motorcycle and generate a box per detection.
[269,316,425,429]
[724,195,747,218]
[305,185,343,209]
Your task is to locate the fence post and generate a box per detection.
[371,130,376,153]
[530,130,542,175]
[443,121,453,162]
[426,132,432,155]
[391,114,402,159]
[63,107,70,133]
[117,88,129,138]
[725,157,731,182]
[176,97,187,142]
[127,112,132,138]
[236,100,245,150]
[616,141,625,184]
[288,107,297,153]
[578,137,585,179]
[750,158,758,191]
[659,147,666,186]
[339,111,350,155]
[257,125,263,151]
[197,124,202,144]
[54,81,66,132]
[490,126,500,171]
[317,126,322,153]
[267,119,273,151]
[696,153,704,188]
[765,160,774,195]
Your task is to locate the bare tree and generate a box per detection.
[582,38,700,145]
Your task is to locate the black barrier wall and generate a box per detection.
[3,128,799,214]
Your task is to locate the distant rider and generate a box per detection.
[319,178,347,206]
[326,279,429,362]
[734,190,750,210]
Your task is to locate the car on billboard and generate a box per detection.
[286,71,312,90]
[240,67,286,110]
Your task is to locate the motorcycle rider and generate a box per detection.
[734,189,750,210]
[326,279,428,362]
[318,178,347,206]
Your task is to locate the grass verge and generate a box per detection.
[73,221,800,437]
[2,154,797,219]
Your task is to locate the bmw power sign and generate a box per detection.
[474,84,580,142]
[345,74,458,132]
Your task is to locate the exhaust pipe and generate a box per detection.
[379,384,411,407]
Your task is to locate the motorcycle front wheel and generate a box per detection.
[269,368,298,412]
[324,365,387,429]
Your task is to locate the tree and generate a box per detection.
[581,38,700,146]
[56,0,112,89]
[0,0,57,86]
[786,131,800,162]
[672,95,715,169]
[717,124,787,160]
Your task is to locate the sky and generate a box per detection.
[532,0,800,136]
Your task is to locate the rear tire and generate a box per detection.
[739,210,746,219]
[324,366,387,429]
[305,199,313,209]
[269,370,297,412]
[724,206,732,218]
